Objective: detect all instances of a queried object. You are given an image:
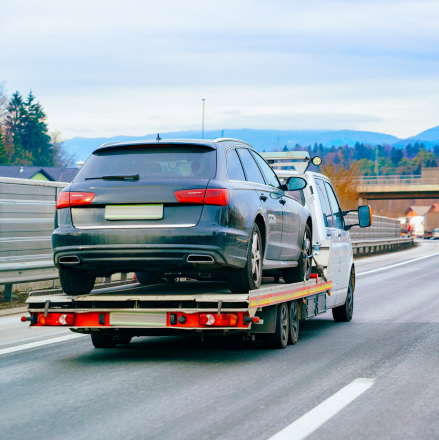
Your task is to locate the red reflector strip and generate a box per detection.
[174,189,229,206]
[56,192,95,209]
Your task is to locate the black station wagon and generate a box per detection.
[53,138,313,294]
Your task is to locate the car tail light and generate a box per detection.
[59,314,75,325]
[199,313,238,327]
[204,189,229,206]
[56,192,71,209]
[174,189,205,204]
[37,313,75,326]
[174,189,229,206]
[56,192,95,209]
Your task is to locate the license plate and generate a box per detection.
[109,312,167,326]
[105,204,163,220]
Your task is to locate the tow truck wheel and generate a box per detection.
[59,267,95,295]
[91,333,117,348]
[332,277,354,322]
[263,303,289,349]
[135,271,164,285]
[282,225,312,284]
[287,300,299,345]
[227,223,262,293]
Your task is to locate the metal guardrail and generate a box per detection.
[345,213,401,240]
[351,237,414,255]
[0,177,68,301]
[357,175,439,187]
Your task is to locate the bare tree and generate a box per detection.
[0,81,7,125]
[51,130,76,167]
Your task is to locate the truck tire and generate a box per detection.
[282,225,312,284]
[263,303,289,349]
[59,267,95,295]
[91,333,117,348]
[332,277,354,322]
[227,223,262,293]
[287,300,299,345]
[135,271,164,285]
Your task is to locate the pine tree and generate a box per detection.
[20,92,52,166]
[0,129,7,165]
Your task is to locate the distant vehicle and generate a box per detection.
[423,210,439,239]
[52,138,313,295]
[432,228,439,240]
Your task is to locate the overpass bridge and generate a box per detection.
[357,174,439,202]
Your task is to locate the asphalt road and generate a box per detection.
[1,240,439,440]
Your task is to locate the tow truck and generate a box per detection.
[22,149,371,349]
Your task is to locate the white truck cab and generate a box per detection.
[261,151,372,317]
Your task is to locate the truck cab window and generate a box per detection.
[324,181,344,229]
[315,178,333,228]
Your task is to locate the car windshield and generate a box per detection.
[75,145,217,182]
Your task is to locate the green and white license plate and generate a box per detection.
[105,204,163,220]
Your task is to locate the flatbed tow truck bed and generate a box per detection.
[24,276,332,346]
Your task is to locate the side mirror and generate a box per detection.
[358,205,372,228]
[286,177,307,191]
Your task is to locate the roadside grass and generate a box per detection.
[0,290,29,310]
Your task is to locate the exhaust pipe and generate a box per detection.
[59,256,81,264]
[186,254,215,263]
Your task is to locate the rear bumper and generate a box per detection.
[52,225,248,273]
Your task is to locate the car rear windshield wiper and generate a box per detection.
[85,174,140,181]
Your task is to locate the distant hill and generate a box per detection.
[64,128,402,162]
[394,125,439,147]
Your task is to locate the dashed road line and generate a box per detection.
[0,333,86,356]
[268,378,375,440]
[357,251,439,276]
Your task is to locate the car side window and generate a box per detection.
[226,149,246,181]
[315,178,333,228]
[236,149,266,185]
[324,181,344,229]
[250,151,282,189]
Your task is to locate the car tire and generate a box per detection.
[227,223,263,293]
[263,303,289,349]
[282,224,312,284]
[59,267,95,295]
[287,300,299,345]
[332,276,354,322]
[135,271,164,285]
[91,333,117,348]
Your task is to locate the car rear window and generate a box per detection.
[74,146,217,182]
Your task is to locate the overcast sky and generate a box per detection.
[1,0,438,139]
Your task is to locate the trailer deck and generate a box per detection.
[25,276,332,333]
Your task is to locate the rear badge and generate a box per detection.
[105,204,163,220]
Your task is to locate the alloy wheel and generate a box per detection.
[280,304,288,345]
[290,301,298,341]
[251,231,262,286]
[303,231,311,277]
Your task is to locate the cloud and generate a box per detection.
[1,0,439,139]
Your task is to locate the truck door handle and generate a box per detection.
[279,199,286,205]
[260,195,267,202]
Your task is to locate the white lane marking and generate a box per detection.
[268,378,375,440]
[0,333,86,356]
[357,251,439,276]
